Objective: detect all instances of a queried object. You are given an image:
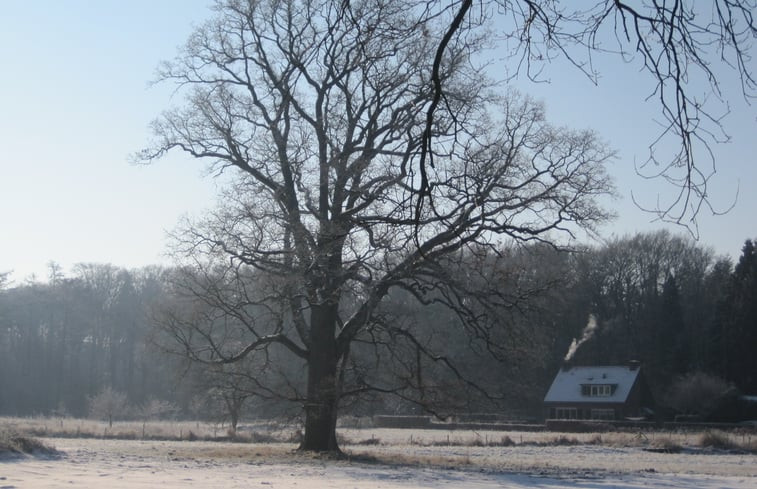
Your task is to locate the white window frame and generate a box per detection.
[555,407,578,419]
[590,408,615,420]
[582,384,615,397]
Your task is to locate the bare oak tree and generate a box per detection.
[139,0,613,451]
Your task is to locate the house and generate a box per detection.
[543,361,654,421]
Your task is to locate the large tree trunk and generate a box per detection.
[301,303,339,452]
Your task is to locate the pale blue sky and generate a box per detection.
[1,1,755,283]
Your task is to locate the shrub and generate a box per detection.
[665,372,735,418]
[699,431,735,450]
[498,435,516,446]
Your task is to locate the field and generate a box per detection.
[2,418,757,488]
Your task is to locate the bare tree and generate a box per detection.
[139,0,613,451]
[417,0,756,231]
[88,387,129,428]
[195,360,281,436]
[137,397,178,438]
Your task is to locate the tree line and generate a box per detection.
[0,264,176,417]
[1,231,754,422]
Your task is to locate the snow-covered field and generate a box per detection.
[1,430,756,488]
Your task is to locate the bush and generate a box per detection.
[665,372,735,418]
[498,435,516,446]
[699,431,735,450]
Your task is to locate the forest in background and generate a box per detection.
[0,230,755,424]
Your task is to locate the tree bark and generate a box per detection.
[301,302,339,452]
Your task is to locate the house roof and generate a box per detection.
[543,365,640,404]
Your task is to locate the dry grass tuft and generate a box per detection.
[549,435,581,446]
[497,435,517,446]
[698,430,757,452]
[0,416,302,445]
[164,442,296,461]
[646,436,683,453]
[459,435,517,447]
[587,434,604,445]
[0,430,57,457]
[355,437,383,446]
[338,432,385,446]
[699,431,733,449]
[348,449,475,469]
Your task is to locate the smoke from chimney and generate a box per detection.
[564,314,598,362]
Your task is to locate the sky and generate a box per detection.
[1,1,755,283]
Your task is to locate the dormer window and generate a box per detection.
[581,384,616,397]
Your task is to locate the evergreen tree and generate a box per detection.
[720,240,757,392]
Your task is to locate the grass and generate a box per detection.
[2,418,755,482]
[0,416,299,444]
[698,430,757,452]
[645,435,684,453]
[0,430,57,457]
[342,429,628,448]
[337,426,757,453]
[699,431,733,449]
[2,416,755,454]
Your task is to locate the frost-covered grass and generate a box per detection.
[0,429,56,457]
[2,416,755,487]
[2,432,756,487]
[7,435,755,488]
[338,427,757,452]
[2,416,755,454]
[0,416,298,443]
[332,427,757,477]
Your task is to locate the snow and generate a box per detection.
[1,436,755,489]
[3,459,754,488]
[544,366,640,403]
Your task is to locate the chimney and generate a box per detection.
[562,360,573,371]
[628,360,640,371]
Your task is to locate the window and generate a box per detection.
[581,384,617,397]
[554,407,578,419]
[591,409,615,420]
